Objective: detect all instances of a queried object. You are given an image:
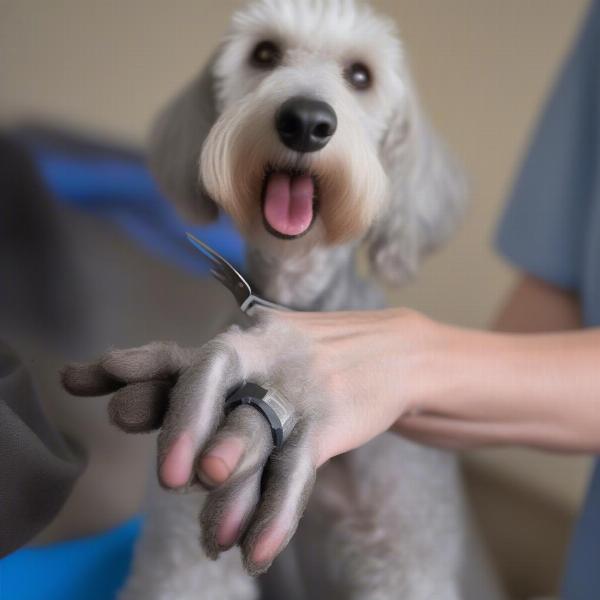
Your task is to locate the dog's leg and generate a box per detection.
[120,481,258,600]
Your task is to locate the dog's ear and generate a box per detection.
[367,81,467,286]
[147,54,220,222]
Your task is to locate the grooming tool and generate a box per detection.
[186,232,286,313]
[186,233,295,447]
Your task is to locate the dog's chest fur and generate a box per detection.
[247,243,385,311]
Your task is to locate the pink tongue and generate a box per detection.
[263,173,314,237]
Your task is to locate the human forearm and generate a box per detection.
[397,321,600,452]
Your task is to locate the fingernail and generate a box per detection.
[198,438,244,487]
[160,433,194,488]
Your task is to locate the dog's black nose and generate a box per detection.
[275,97,337,153]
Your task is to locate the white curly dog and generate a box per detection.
[64,1,505,598]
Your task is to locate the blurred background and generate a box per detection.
[0,0,592,597]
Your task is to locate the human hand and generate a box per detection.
[62,308,428,573]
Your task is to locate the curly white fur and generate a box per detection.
[150,0,466,281]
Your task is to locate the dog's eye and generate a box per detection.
[250,41,281,69]
[345,63,372,90]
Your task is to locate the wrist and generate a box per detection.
[393,310,473,417]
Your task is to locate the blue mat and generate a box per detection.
[0,517,142,600]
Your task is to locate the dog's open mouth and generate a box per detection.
[261,170,317,239]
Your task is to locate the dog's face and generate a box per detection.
[150,0,465,283]
[202,0,403,247]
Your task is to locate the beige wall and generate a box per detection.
[0,0,589,325]
[0,1,592,511]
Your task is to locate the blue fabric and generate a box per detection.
[496,2,600,597]
[25,137,244,273]
[0,517,142,600]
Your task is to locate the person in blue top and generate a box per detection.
[166,0,597,596]
[497,1,600,596]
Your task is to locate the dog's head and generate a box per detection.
[150,0,466,284]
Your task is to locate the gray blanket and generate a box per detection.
[0,135,85,557]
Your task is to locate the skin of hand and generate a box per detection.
[61,275,600,572]
[61,307,423,574]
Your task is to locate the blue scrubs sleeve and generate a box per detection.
[496,0,600,292]
[495,3,600,598]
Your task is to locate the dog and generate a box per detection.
[63,1,505,598]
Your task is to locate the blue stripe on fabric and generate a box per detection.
[28,144,244,273]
